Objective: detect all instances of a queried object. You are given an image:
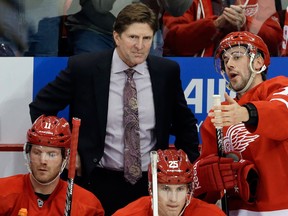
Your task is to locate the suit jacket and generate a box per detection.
[29,49,199,178]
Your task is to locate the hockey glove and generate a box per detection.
[192,154,236,199]
[227,159,258,203]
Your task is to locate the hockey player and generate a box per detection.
[112,149,225,216]
[192,31,288,215]
[0,115,104,216]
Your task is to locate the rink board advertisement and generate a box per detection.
[0,57,286,176]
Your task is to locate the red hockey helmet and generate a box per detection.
[26,115,71,148]
[215,31,270,67]
[148,149,193,184]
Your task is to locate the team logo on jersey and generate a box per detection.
[223,123,259,153]
[245,3,258,17]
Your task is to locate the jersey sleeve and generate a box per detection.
[250,76,288,141]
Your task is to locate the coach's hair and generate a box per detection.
[113,3,158,35]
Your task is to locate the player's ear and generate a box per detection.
[253,54,265,71]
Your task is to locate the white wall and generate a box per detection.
[0,57,33,177]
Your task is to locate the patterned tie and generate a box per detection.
[123,68,142,184]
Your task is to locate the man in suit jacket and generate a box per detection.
[29,3,199,215]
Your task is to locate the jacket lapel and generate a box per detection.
[93,50,113,140]
[146,56,161,128]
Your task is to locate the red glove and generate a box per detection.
[192,153,258,204]
[192,154,236,198]
[227,159,258,203]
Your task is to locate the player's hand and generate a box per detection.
[193,153,258,203]
[209,93,249,127]
[192,154,236,198]
[228,158,258,203]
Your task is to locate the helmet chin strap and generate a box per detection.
[178,188,193,216]
[223,53,266,94]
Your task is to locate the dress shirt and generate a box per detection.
[99,49,156,171]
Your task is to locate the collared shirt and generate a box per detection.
[99,49,156,171]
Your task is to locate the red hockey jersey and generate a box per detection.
[163,0,282,57]
[0,174,104,216]
[112,196,225,216]
[201,76,288,215]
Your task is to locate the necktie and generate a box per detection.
[123,68,142,184]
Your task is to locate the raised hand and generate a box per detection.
[209,93,249,127]
[223,5,246,29]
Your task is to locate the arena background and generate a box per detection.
[0,57,286,177]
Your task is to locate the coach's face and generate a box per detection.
[113,22,153,67]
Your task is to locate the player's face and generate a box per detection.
[29,145,63,184]
[222,46,252,92]
[113,22,153,67]
[157,184,188,216]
